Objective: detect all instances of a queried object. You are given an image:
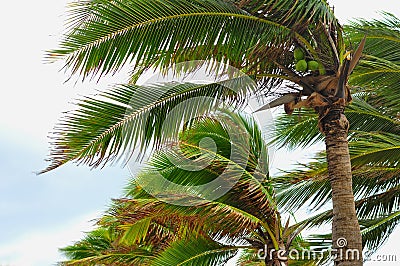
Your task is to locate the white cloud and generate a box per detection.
[0,212,101,266]
[331,0,400,22]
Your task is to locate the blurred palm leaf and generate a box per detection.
[59,111,318,265]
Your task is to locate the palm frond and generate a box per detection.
[360,211,400,254]
[271,94,400,149]
[101,111,276,243]
[274,117,399,216]
[48,0,299,79]
[346,95,400,134]
[286,185,400,255]
[60,252,154,266]
[119,217,152,245]
[124,111,276,219]
[234,0,339,29]
[274,157,331,213]
[296,211,400,257]
[356,186,400,219]
[276,161,400,216]
[59,227,155,265]
[152,235,240,266]
[41,78,254,173]
[347,13,400,116]
[346,12,400,66]
[349,132,400,167]
[270,108,321,149]
[352,167,400,200]
[60,228,114,260]
[111,195,264,242]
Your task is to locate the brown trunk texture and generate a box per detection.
[320,106,363,265]
[264,242,288,266]
[264,251,288,266]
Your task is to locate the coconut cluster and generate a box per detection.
[293,48,326,75]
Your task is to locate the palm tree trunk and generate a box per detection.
[264,250,288,266]
[261,240,288,266]
[320,105,363,265]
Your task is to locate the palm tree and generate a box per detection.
[58,112,314,266]
[44,1,389,264]
[274,96,400,256]
[57,99,399,265]
[271,13,400,260]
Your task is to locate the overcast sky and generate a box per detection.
[0,1,399,265]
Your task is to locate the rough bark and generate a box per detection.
[320,105,363,265]
[260,240,288,266]
[264,249,288,266]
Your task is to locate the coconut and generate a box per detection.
[318,63,326,75]
[295,60,308,72]
[308,60,319,71]
[293,48,305,61]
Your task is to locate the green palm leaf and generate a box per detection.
[356,186,400,219]
[110,193,265,243]
[120,112,275,230]
[276,161,400,216]
[60,228,115,260]
[272,94,400,150]
[234,0,338,27]
[297,210,400,255]
[59,111,303,265]
[350,132,400,167]
[360,211,400,253]
[48,0,297,79]
[270,109,321,149]
[41,77,254,173]
[347,12,400,117]
[59,227,155,265]
[151,236,240,266]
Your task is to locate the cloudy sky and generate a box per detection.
[0,1,399,265]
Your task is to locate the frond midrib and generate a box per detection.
[67,252,154,263]
[118,198,264,226]
[176,245,242,266]
[354,35,400,43]
[56,12,290,58]
[351,146,400,161]
[346,109,397,125]
[361,211,400,235]
[352,68,400,78]
[58,81,242,166]
[179,140,275,209]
